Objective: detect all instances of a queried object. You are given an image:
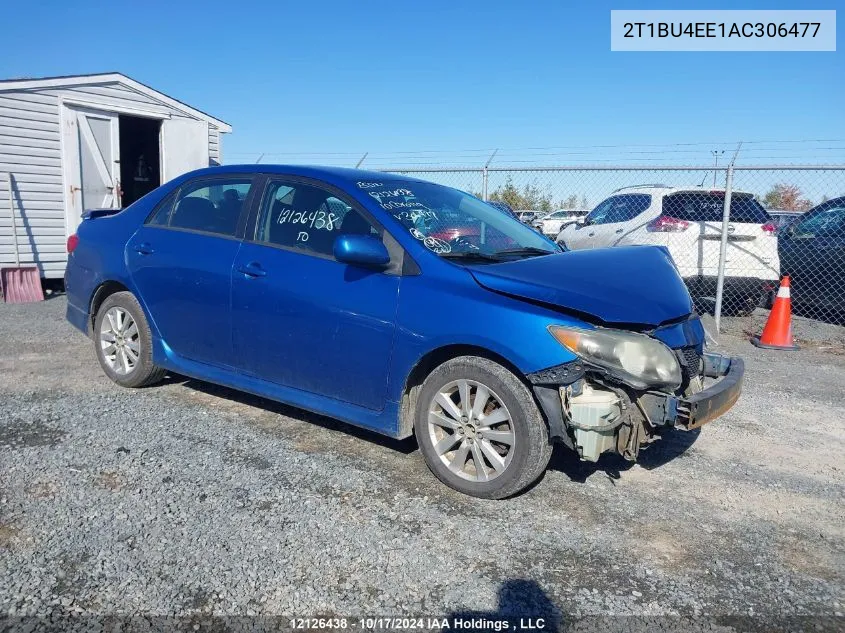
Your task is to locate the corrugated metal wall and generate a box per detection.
[0,80,225,278]
[0,90,65,278]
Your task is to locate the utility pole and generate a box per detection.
[711,150,724,188]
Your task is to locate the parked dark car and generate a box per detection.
[64,165,743,499]
[778,196,845,317]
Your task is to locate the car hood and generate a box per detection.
[468,246,693,327]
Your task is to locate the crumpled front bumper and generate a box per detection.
[675,353,744,430]
[528,351,744,457]
[639,352,744,431]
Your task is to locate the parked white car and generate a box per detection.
[557,185,781,315]
[532,209,590,237]
[516,209,544,225]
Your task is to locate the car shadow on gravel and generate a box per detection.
[547,427,700,484]
[447,579,564,631]
[164,373,419,455]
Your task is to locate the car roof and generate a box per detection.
[180,164,432,189]
[611,185,754,197]
[810,195,845,210]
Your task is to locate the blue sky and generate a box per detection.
[1,0,843,168]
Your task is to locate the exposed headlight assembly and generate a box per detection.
[549,325,681,390]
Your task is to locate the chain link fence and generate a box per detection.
[383,165,845,341]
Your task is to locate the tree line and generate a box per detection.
[473,178,838,213]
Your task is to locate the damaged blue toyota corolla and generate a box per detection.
[65,166,744,499]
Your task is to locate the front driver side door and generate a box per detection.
[231,177,401,411]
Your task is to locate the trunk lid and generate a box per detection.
[664,191,778,277]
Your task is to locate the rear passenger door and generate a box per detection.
[127,175,256,368]
[231,177,401,411]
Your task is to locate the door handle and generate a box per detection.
[615,228,624,234]
[237,262,267,278]
[133,243,154,255]
[588,232,595,237]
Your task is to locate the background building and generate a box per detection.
[0,72,231,279]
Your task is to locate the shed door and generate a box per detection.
[161,119,209,183]
[62,105,121,234]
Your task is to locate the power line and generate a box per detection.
[226,138,845,158]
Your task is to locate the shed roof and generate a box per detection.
[0,72,231,132]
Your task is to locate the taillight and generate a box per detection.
[646,215,690,232]
[761,222,777,235]
[66,234,79,253]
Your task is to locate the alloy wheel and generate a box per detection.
[99,307,140,375]
[426,379,516,482]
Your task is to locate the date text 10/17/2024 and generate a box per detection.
[288,617,548,631]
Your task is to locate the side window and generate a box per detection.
[607,194,652,223]
[584,198,616,225]
[146,191,177,226]
[168,178,253,236]
[257,181,380,257]
[586,194,651,225]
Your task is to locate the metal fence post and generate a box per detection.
[713,164,734,333]
[482,149,498,201]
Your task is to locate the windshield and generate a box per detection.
[791,204,845,237]
[356,179,558,260]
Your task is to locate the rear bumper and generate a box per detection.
[66,299,89,337]
[64,261,93,337]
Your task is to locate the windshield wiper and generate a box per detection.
[493,246,558,257]
[440,251,504,263]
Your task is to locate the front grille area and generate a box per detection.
[678,346,702,389]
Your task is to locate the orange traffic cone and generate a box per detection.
[751,276,799,351]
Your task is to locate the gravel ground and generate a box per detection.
[1,297,843,632]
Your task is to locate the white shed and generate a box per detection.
[0,72,231,279]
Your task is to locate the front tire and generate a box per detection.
[93,291,165,388]
[414,356,552,499]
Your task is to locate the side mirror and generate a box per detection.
[333,234,390,269]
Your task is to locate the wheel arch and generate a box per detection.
[398,343,532,439]
[88,280,132,336]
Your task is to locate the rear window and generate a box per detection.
[663,192,770,224]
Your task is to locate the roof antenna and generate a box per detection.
[355,152,368,169]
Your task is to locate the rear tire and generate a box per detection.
[93,291,165,388]
[414,356,552,499]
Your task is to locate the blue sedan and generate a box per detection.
[64,166,743,498]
